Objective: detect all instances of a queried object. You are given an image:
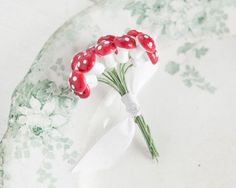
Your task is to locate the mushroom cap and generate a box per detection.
[114,35,136,49]
[127,29,142,38]
[97,35,116,44]
[74,85,90,98]
[95,40,117,56]
[147,50,159,64]
[137,33,156,53]
[69,70,87,93]
[71,52,83,71]
[76,51,96,73]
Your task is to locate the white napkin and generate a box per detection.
[72,58,158,175]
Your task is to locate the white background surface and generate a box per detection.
[0,0,93,138]
[1,1,236,188]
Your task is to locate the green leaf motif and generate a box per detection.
[124,1,150,25]
[177,43,195,54]
[137,15,148,25]
[165,61,180,75]
[37,167,57,186]
[182,65,216,94]
[31,80,57,105]
[152,1,165,12]
[14,82,34,106]
[196,12,207,25]
[195,47,208,59]
[32,126,44,136]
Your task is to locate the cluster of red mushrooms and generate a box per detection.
[68,29,159,99]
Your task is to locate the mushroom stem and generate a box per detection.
[115,48,129,63]
[85,74,98,88]
[130,50,149,67]
[90,62,105,75]
[103,54,116,68]
[129,45,144,60]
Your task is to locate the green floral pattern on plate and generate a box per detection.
[124,0,235,94]
[164,41,216,93]
[124,0,234,37]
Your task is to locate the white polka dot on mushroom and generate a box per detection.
[104,41,110,44]
[83,60,87,64]
[148,42,153,48]
[72,76,77,81]
[125,37,130,41]
[97,45,102,50]
[144,35,149,39]
[71,85,75,89]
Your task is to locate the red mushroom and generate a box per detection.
[75,51,96,73]
[74,85,90,99]
[130,33,156,61]
[71,52,83,71]
[97,35,116,44]
[69,71,98,99]
[114,35,136,63]
[127,29,142,38]
[137,33,156,53]
[69,70,87,93]
[95,40,117,68]
[147,50,159,65]
[84,46,105,75]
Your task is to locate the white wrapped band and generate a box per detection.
[121,93,141,117]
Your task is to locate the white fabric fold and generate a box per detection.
[72,118,135,174]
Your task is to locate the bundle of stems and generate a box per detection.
[98,63,159,160]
